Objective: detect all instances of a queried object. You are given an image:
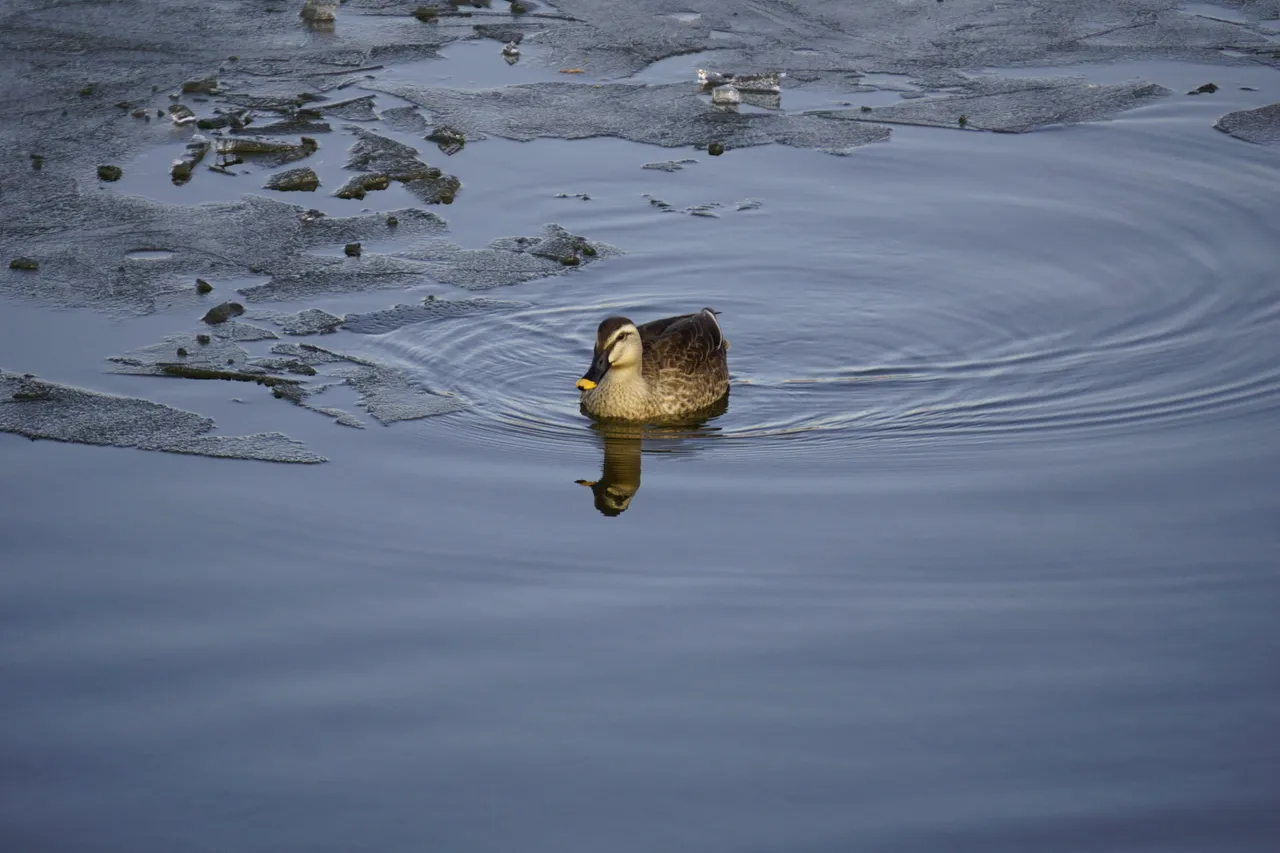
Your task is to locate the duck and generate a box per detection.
[576,308,730,422]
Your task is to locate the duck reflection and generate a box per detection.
[576,427,644,517]
[576,394,728,517]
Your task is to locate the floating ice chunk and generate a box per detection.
[711,85,741,105]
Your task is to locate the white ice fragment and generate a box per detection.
[698,68,730,87]
[698,69,784,94]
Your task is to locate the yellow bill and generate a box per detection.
[576,378,597,391]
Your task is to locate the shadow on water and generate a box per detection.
[575,395,729,517]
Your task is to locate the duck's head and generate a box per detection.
[576,316,641,391]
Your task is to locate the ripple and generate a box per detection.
[354,130,1280,462]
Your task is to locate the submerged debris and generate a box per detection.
[1188,83,1219,95]
[197,109,250,131]
[427,125,467,156]
[202,301,246,324]
[502,41,521,64]
[160,365,299,386]
[412,6,438,22]
[196,278,213,294]
[685,202,722,218]
[300,0,337,22]
[265,167,320,192]
[9,374,53,401]
[97,165,123,182]
[253,357,318,376]
[182,76,219,95]
[216,136,317,167]
[10,257,39,271]
[707,142,725,156]
[171,138,210,185]
[642,159,698,171]
[168,104,196,126]
[344,242,362,257]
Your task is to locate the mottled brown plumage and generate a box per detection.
[577,308,729,421]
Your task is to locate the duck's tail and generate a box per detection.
[700,307,727,350]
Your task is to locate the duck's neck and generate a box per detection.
[599,365,648,407]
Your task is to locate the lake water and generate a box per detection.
[2,31,1279,853]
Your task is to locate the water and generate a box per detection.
[3,31,1280,853]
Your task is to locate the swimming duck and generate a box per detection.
[576,308,729,421]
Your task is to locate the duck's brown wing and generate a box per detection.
[639,309,725,378]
